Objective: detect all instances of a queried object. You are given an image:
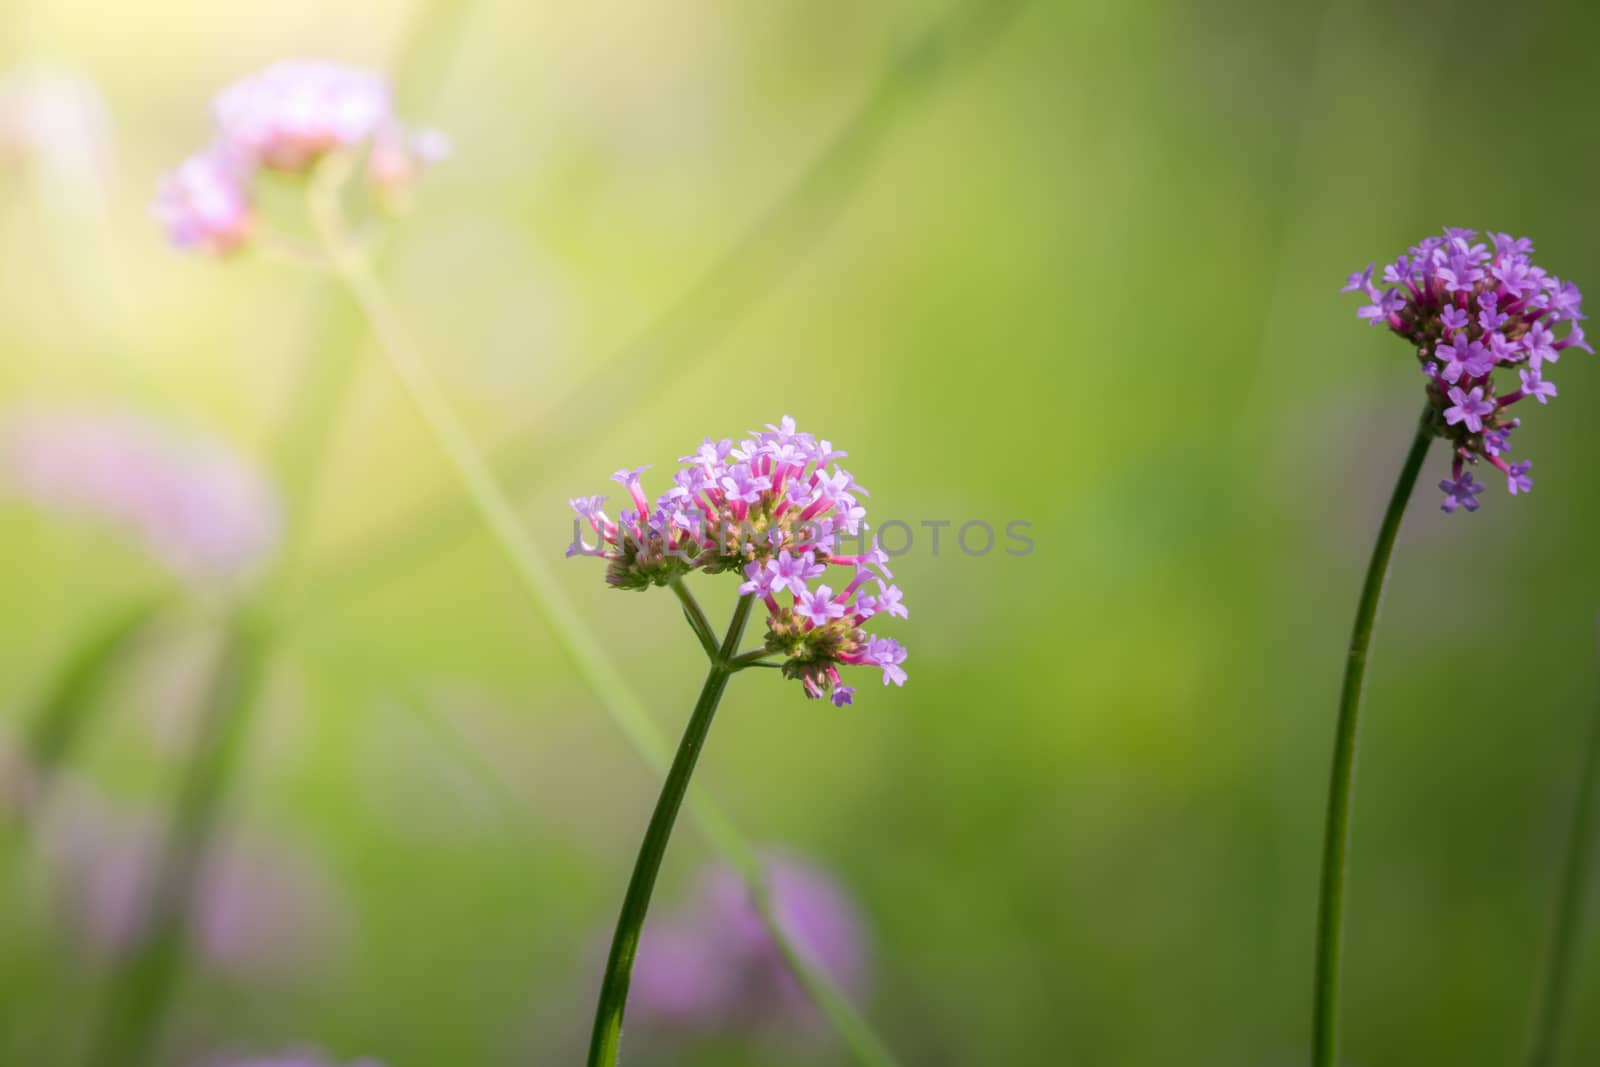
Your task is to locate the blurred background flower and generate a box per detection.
[0,409,280,584]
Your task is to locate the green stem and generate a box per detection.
[311,196,901,1067]
[729,647,779,669]
[1311,405,1433,1067]
[82,618,266,1067]
[587,595,753,1067]
[20,591,170,802]
[670,578,720,662]
[1526,680,1600,1067]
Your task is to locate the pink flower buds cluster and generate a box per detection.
[154,60,448,255]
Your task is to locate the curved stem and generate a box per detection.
[313,200,901,1067]
[588,595,753,1067]
[1526,680,1600,1067]
[670,578,719,663]
[1312,405,1433,1067]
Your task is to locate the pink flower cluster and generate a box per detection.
[569,417,908,704]
[627,855,870,1034]
[154,60,448,255]
[2,410,280,581]
[1343,228,1590,513]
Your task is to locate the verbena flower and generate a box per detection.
[40,785,344,976]
[0,64,113,196]
[156,60,448,255]
[152,146,254,255]
[1342,228,1590,513]
[568,417,908,702]
[627,854,870,1033]
[1,410,281,581]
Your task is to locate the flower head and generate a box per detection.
[151,146,253,255]
[213,61,390,172]
[157,60,446,255]
[1343,227,1589,513]
[625,853,870,1033]
[2,410,280,581]
[568,417,908,703]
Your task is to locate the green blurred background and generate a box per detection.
[1,0,1598,1064]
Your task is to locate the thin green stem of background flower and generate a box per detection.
[1525,664,1600,1067]
[309,168,900,1067]
[1311,404,1433,1067]
[282,0,1034,629]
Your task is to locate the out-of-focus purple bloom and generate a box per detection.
[625,853,871,1035]
[367,123,450,204]
[567,418,908,703]
[213,61,390,172]
[201,1052,384,1067]
[1,410,280,581]
[0,64,113,200]
[1342,227,1590,513]
[42,791,344,975]
[151,147,253,256]
[158,60,446,254]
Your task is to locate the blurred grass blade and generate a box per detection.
[81,618,266,1067]
[16,591,170,811]
[1525,674,1600,1067]
[289,0,1034,627]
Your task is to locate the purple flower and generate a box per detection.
[1434,338,1491,384]
[4,409,280,581]
[1357,288,1405,325]
[773,549,826,595]
[38,785,344,976]
[1506,461,1534,495]
[1340,264,1376,294]
[1523,323,1559,371]
[1483,420,1518,457]
[213,61,391,172]
[797,585,846,627]
[830,687,855,708]
[1547,279,1585,320]
[861,636,908,687]
[624,854,871,1036]
[1556,323,1593,355]
[152,146,253,255]
[568,417,907,703]
[1443,386,1493,433]
[1344,227,1590,513]
[158,61,446,255]
[1518,367,1557,404]
[1438,471,1484,514]
[738,559,783,598]
[0,64,113,195]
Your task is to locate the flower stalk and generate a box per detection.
[309,172,900,1067]
[1311,405,1433,1067]
[587,593,755,1067]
